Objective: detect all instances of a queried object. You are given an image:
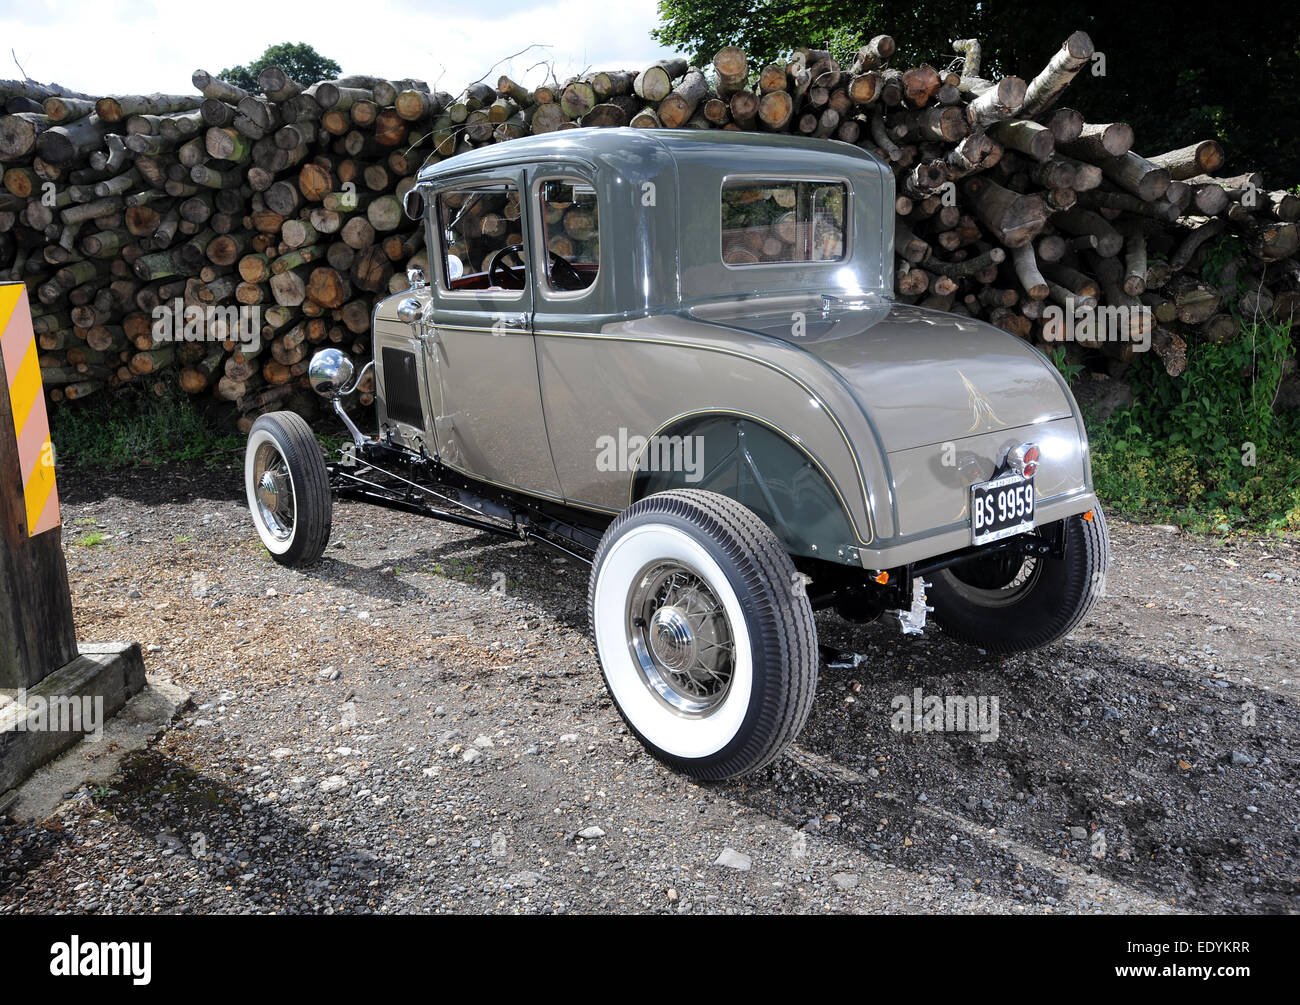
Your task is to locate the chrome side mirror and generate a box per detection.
[309,350,373,448]
[308,348,355,398]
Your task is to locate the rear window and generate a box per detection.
[720,179,847,266]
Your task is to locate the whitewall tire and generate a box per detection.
[244,411,332,566]
[589,490,818,780]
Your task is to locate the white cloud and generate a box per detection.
[1,0,682,96]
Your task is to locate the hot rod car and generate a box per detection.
[243,128,1108,779]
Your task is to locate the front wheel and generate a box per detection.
[244,411,332,566]
[928,505,1109,654]
[588,490,818,781]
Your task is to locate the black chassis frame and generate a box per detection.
[327,433,1066,620]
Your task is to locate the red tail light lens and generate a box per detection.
[1007,443,1040,478]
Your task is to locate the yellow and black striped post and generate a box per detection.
[1,282,60,534]
[0,281,78,690]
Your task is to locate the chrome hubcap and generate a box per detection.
[252,443,294,541]
[627,562,735,716]
[648,607,697,672]
[257,470,284,511]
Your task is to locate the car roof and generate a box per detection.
[414,127,885,185]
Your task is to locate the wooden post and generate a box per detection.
[0,281,78,690]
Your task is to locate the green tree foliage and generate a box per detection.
[652,0,1300,185]
[218,42,342,92]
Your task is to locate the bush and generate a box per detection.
[1086,313,1300,534]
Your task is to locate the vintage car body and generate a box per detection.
[374,130,1096,568]
[245,128,1109,780]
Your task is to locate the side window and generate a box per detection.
[538,178,599,293]
[436,184,525,292]
[720,179,847,265]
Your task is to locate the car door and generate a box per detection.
[427,168,563,500]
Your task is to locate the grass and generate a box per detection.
[428,558,477,582]
[75,530,106,547]
[423,558,519,593]
[49,388,244,469]
[1076,251,1300,537]
[49,388,348,471]
[1088,408,1300,535]
[313,430,350,457]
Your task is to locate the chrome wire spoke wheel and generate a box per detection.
[943,529,1047,608]
[252,442,296,542]
[626,562,736,716]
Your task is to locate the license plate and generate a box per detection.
[970,473,1035,545]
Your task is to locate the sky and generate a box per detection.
[0,0,682,96]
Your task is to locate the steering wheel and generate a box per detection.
[487,244,526,289]
[547,251,585,291]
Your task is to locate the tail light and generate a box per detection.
[1007,443,1040,478]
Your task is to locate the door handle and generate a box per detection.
[490,315,529,335]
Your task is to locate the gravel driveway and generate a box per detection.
[1,464,1296,914]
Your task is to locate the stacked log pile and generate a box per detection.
[1,30,1297,433]
[0,70,439,429]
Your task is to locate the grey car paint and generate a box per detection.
[372,128,1098,569]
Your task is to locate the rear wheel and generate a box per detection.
[244,411,332,566]
[589,490,818,780]
[928,506,1109,654]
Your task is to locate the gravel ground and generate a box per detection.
[0,464,1296,915]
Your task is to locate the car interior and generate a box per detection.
[438,180,598,295]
